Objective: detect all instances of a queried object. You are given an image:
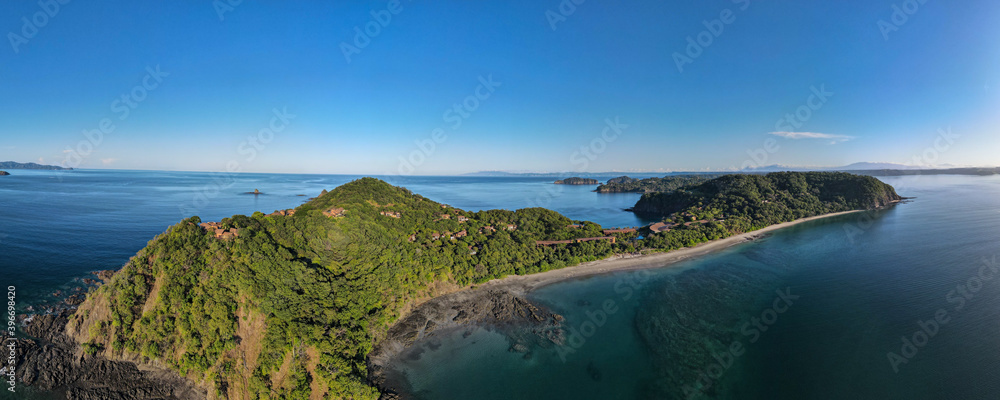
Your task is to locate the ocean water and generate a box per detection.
[5,171,999,399]
[0,170,653,308]
[390,174,1000,399]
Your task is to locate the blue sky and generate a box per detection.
[0,0,997,175]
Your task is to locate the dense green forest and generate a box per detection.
[554,177,599,185]
[595,174,721,193]
[68,173,900,399]
[631,172,901,235]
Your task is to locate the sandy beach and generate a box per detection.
[481,209,865,296]
[368,209,866,387]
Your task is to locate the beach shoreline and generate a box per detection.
[368,209,869,394]
[483,209,865,296]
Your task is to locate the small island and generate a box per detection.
[0,171,9,176]
[554,177,599,185]
[596,174,720,193]
[244,189,263,195]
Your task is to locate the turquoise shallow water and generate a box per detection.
[391,174,1000,399]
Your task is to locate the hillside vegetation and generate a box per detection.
[67,178,630,399]
[631,172,901,231]
[595,174,720,193]
[67,173,900,398]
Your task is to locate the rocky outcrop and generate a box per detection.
[93,270,116,283]
[367,289,564,398]
[0,171,9,176]
[13,311,206,399]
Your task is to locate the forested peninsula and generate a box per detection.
[53,172,900,398]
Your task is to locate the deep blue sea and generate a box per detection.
[3,170,999,399]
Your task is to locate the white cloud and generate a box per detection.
[101,158,117,165]
[769,131,854,143]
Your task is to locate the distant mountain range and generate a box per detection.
[742,162,923,172]
[465,162,999,179]
[0,161,72,170]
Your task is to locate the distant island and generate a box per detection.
[30,172,903,399]
[596,174,721,193]
[0,171,9,176]
[0,161,72,170]
[554,177,599,185]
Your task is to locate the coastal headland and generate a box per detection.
[15,172,902,399]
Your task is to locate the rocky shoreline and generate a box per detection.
[367,289,566,399]
[364,209,876,398]
[12,272,206,400]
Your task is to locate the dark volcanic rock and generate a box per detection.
[14,310,206,399]
[0,171,10,176]
[93,270,116,283]
[64,294,86,306]
[368,288,564,398]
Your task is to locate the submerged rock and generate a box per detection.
[586,360,602,381]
